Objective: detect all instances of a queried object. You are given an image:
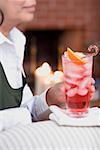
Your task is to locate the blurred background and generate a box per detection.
[18,0,100,103]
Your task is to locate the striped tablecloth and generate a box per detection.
[0,121,99,150]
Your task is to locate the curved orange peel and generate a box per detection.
[67,47,86,65]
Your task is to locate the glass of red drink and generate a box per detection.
[62,49,93,117]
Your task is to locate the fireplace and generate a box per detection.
[24,30,63,91]
[23,28,85,91]
[24,30,63,72]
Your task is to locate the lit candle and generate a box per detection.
[35,62,52,94]
[53,71,64,83]
[43,74,53,89]
[35,62,64,95]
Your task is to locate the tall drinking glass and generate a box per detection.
[62,52,93,117]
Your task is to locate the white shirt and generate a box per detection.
[0,27,49,120]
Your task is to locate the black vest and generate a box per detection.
[0,63,26,110]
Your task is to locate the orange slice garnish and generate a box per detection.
[67,47,86,65]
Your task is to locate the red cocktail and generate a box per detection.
[62,48,93,117]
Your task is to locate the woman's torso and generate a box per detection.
[0,28,26,110]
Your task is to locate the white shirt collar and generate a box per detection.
[0,32,13,45]
[0,27,26,47]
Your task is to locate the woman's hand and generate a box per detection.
[88,78,95,100]
[46,82,66,109]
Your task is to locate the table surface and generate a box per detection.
[0,120,100,150]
